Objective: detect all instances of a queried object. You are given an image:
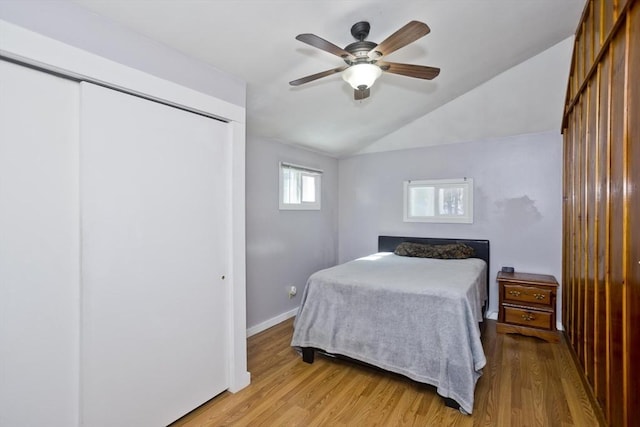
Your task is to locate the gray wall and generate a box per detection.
[338,131,563,317]
[0,0,245,107]
[245,137,338,329]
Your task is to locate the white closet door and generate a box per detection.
[0,60,80,427]
[80,83,230,427]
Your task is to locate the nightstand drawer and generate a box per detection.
[503,283,553,307]
[497,271,558,342]
[504,306,553,330]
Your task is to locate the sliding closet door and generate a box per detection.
[0,60,80,427]
[80,83,230,426]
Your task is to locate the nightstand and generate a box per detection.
[496,271,559,342]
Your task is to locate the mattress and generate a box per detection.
[290,252,487,414]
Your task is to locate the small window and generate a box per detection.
[279,162,322,210]
[403,178,473,223]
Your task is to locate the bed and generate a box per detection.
[290,236,490,414]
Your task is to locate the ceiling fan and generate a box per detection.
[289,21,440,100]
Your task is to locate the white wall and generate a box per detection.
[338,131,563,318]
[0,0,245,107]
[245,137,338,332]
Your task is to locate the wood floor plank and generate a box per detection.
[171,318,603,426]
[553,336,602,427]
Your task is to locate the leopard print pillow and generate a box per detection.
[393,242,475,259]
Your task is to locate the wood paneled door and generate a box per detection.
[561,1,639,426]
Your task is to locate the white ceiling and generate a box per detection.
[70,0,585,157]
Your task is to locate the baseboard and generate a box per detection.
[247,307,538,336]
[485,310,498,320]
[246,307,298,337]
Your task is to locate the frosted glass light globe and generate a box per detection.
[342,63,382,90]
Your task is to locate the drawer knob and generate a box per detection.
[521,313,536,321]
[508,290,521,297]
[534,293,546,300]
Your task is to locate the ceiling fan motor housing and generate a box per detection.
[346,21,378,64]
[344,41,378,63]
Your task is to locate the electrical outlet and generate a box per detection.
[288,286,297,298]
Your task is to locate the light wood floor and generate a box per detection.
[171,318,603,426]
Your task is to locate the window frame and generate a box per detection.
[279,162,322,210]
[403,178,474,223]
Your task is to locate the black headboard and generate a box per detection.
[378,236,491,308]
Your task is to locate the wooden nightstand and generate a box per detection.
[496,271,559,343]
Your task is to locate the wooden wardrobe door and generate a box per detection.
[562,1,639,424]
[627,2,640,418]
[80,83,230,427]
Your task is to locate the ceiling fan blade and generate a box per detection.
[378,62,440,80]
[289,66,348,86]
[368,21,430,59]
[296,34,356,60]
[354,87,370,100]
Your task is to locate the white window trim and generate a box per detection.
[279,162,322,210]
[403,178,474,223]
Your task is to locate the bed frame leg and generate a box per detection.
[443,397,460,411]
[301,347,315,364]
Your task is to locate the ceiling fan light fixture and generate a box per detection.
[342,63,382,90]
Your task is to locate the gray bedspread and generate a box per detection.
[290,252,487,414]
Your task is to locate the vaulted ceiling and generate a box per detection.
[70,0,585,157]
